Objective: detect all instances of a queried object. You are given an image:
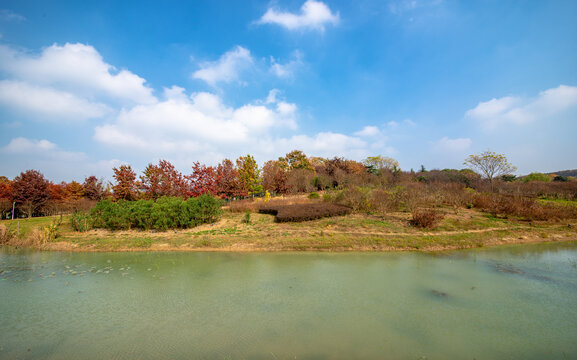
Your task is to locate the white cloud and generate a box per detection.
[354,125,382,137]
[192,46,254,86]
[257,0,339,31]
[270,132,368,159]
[0,43,155,105]
[270,50,304,79]
[94,89,299,153]
[0,80,111,120]
[0,9,25,22]
[433,136,471,152]
[2,137,86,161]
[465,84,577,130]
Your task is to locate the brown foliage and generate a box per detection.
[112,165,138,200]
[259,202,352,222]
[409,209,444,228]
[473,193,577,221]
[12,170,50,217]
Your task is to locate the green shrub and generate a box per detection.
[308,192,320,199]
[90,195,223,231]
[523,173,551,183]
[70,212,92,232]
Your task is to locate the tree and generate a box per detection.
[464,150,516,185]
[0,176,12,219]
[11,170,50,217]
[83,176,106,200]
[187,162,217,197]
[236,155,263,195]
[215,159,244,198]
[112,165,138,201]
[64,181,85,200]
[278,150,314,171]
[262,160,289,194]
[139,160,187,199]
[363,156,400,174]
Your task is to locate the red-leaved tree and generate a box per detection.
[215,159,245,199]
[11,170,50,217]
[262,160,289,194]
[187,162,217,197]
[112,165,138,201]
[0,176,12,218]
[83,176,106,201]
[140,160,187,199]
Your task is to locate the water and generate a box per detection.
[1,243,576,359]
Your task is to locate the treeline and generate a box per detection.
[1,150,576,219]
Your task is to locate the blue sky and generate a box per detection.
[0,0,576,181]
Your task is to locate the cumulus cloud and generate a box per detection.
[2,137,86,161]
[433,136,471,152]
[0,43,155,105]
[94,88,299,153]
[192,46,254,87]
[0,80,111,120]
[257,0,339,31]
[465,84,577,130]
[354,125,383,137]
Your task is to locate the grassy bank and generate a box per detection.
[2,207,576,252]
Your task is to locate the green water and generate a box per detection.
[1,243,576,359]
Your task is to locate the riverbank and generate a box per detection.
[2,208,576,252]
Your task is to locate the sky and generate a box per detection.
[0,0,576,182]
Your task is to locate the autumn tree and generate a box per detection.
[214,159,244,198]
[278,150,314,171]
[262,160,289,194]
[112,165,138,201]
[0,176,12,218]
[464,150,516,186]
[187,162,217,197]
[11,170,50,217]
[139,160,187,199]
[83,176,106,201]
[236,155,263,195]
[64,181,85,200]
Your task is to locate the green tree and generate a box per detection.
[236,155,263,195]
[464,150,516,186]
[363,156,400,175]
[278,150,314,171]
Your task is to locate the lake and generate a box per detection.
[1,242,576,359]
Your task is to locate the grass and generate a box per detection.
[2,205,576,252]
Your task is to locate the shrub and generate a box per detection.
[308,192,320,199]
[409,209,444,228]
[90,195,223,231]
[70,212,92,232]
[259,203,352,222]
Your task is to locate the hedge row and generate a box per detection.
[259,203,352,222]
[90,195,223,231]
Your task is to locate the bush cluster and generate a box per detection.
[259,203,352,222]
[90,195,223,231]
[473,193,577,221]
[409,209,444,228]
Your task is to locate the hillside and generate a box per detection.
[548,169,577,177]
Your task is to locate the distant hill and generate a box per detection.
[548,169,577,177]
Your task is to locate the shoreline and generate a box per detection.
[3,210,576,253]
